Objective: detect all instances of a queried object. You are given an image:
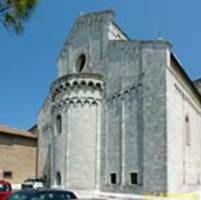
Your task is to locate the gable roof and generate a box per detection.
[0,125,37,139]
[57,10,116,63]
[171,53,201,104]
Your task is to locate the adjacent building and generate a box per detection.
[0,125,37,189]
[37,10,201,197]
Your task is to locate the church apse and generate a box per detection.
[50,73,103,189]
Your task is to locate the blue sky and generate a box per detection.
[0,0,200,130]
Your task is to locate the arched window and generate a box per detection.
[185,115,191,146]
[56,114,62,134]
[76,54,86,72]
[56,172,61,186]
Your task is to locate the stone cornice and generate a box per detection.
[50,73,104,101]
[106,82,142,103]
[53,97,100,109]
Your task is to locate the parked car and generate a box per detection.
[21,178,44,190]
[6,189,77,200]
[0,180,12,200]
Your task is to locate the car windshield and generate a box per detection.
[0,184,11,192]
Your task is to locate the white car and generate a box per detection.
[21,178,44,190]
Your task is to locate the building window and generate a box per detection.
[56,172,61,186]
[110,173,117,184]
[185,115,191,146]
[76,54,86,72]
[56,114,62,134]
[3,171,12,179]
[130,172,138,185]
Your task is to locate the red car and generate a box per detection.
[0,180,12,200]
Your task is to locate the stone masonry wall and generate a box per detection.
[49,74,103,189]
[102,40,170,194]
[57,10,116,77]
[166,57,201,193]
[37,96,52,186]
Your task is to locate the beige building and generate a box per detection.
[0,125,37,188]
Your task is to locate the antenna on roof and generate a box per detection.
[156,20,163,40]
[157,30,163,40]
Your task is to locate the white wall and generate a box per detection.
[166,56,201,193]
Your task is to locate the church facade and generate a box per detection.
[37,10,201,197]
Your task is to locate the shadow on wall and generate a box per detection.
[42,143,51,188]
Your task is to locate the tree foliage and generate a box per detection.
[0,0,38,33]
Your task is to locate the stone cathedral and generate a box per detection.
[37,10,201,198]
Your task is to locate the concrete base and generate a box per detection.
[71,190,147,200]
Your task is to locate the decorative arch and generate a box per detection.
[84,99,90,107]
[81,80,87,86]
[92,100,97,106]
[59,84,64,90]
[96,83,102,91]
[69,100,76,108]
[55,88,60,93]
[124,90,130,99]
[72,81,79,87]
[66,82,70,88]
[88,81,95,88]
[77,99,83,107]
